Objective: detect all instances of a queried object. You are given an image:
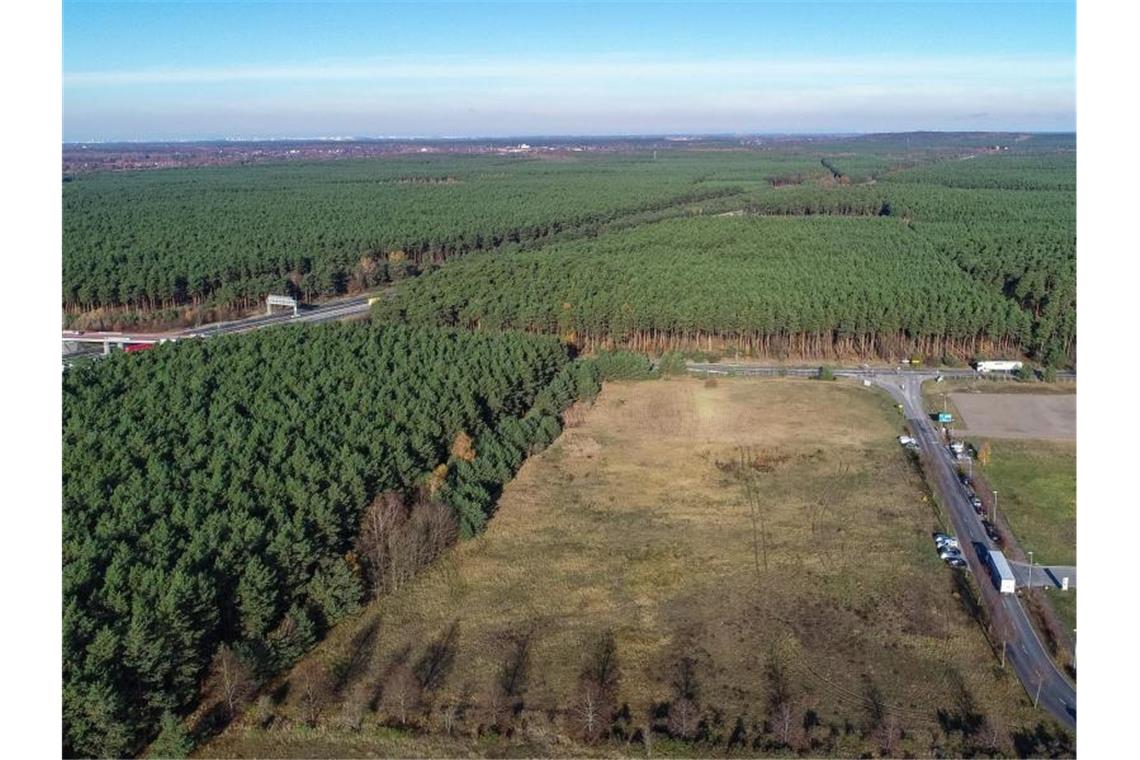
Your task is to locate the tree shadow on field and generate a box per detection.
[333,619,380,696]
[1012,721,1075,758]
[497,629,532,705]
[270,680,290,706]
[415,620,460,694]
[935,670,983,738]
[369,644,412,712]
[189,701,229,746]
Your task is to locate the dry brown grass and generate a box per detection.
[202,377,1051,757]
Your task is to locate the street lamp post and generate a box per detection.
[992,490,998,524]
[1028,550,1035,589]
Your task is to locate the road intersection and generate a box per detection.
[688,362,1076,731]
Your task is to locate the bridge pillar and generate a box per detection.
[103,339,110,356]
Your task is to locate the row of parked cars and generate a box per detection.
[957,472,1003,545]
[933,533,967,568]
[958,472,984,511]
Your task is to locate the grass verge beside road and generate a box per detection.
[1050,591,1076,637]
[970,439,1076,567]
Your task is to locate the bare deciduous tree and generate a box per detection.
[481,684,508,734]
[573,683,608,743]
[876,711,902,756]
[356,492,408,596]
[297,664,331,728]
[383,664,421,726]
[337,683,368,732]
[440,701,458,736]
[355,492,458,597]
[979,713,1009,755]
[439,688,471,737]
[208,644,255,721]
[765,648,804,751]
[778,700,800,747]
[409,500,459,574]
[571,630,621,742]
[667,698,700,740]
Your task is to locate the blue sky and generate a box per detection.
[63,1,1076,141]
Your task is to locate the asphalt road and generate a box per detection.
[686,362,1076,382]
[868,373,1076,731]
[62,294,375,365]
[688,363,1077,731]
[1010,563,1077,590]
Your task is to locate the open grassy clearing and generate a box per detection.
[969,439,1076,567]
[202,377,1056,757]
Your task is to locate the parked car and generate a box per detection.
[939,547,963,560]
[982,520,1002,543]
[946,557,968,569]
[934,533,958,548]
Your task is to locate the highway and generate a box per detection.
[62,294,375,365]
[688,362,1077,731]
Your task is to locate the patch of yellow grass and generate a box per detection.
[204,377,1050,757]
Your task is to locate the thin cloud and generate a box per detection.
[65,53,1073,87]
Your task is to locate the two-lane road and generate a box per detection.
[687,363,1076,731]
[873,372,1076,731]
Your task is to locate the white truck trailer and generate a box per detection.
[975,360,1023,374]
[986,549,1017,594]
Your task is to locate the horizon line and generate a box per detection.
[63,129,1077,146]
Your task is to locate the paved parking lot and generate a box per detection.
[950,393,1075,440]
[1010,561,1077,589]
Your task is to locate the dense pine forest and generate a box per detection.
[62,324,601,757]
[62,153,825,313]
[60,135,1077,756]
[374,216,1031,358]
[372,150,1076,364]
